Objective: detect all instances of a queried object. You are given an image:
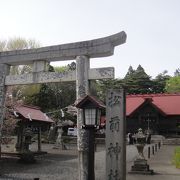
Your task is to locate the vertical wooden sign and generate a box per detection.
[106,89,126,180]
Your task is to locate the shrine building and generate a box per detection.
[126,93,180,136]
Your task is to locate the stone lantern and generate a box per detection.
[130,128,154,174]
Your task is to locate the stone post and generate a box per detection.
[38,126,42,152]
[76,55,90,180]
[106,89,126,180]
[0,64,10,157]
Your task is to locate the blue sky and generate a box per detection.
[0,0,180,78]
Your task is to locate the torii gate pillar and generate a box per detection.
[0,64,10,157]
[76,55,90,179]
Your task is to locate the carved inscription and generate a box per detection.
[109,116,120,132]
[108,92,121,107]
[108,142,121,160]
[108,169,121,180]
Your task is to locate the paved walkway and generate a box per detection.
[127,145,180,180]
[0,144,179,179]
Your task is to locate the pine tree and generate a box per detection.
[124,65,153,94]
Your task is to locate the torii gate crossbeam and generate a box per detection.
[0,31,126,65]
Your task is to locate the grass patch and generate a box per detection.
[172,146,180,168]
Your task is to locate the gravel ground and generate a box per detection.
[0,143,139,180]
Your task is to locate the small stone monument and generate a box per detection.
[53,121,67,150]
[55,124,64,149]
[23,128,33,152]
[129,128,154,175]
[19,128,35,163]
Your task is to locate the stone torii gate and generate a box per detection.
[0,31,127,179]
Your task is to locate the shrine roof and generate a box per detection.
[14,105,54,123]
[126,93,180,116]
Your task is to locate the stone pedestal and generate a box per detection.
[130,158,154,174]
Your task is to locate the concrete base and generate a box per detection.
[128,170,154,175]
[129,158,154,175]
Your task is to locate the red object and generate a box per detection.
[126,94,180,116]
[14,105,54,123]
[100,116,106,126]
